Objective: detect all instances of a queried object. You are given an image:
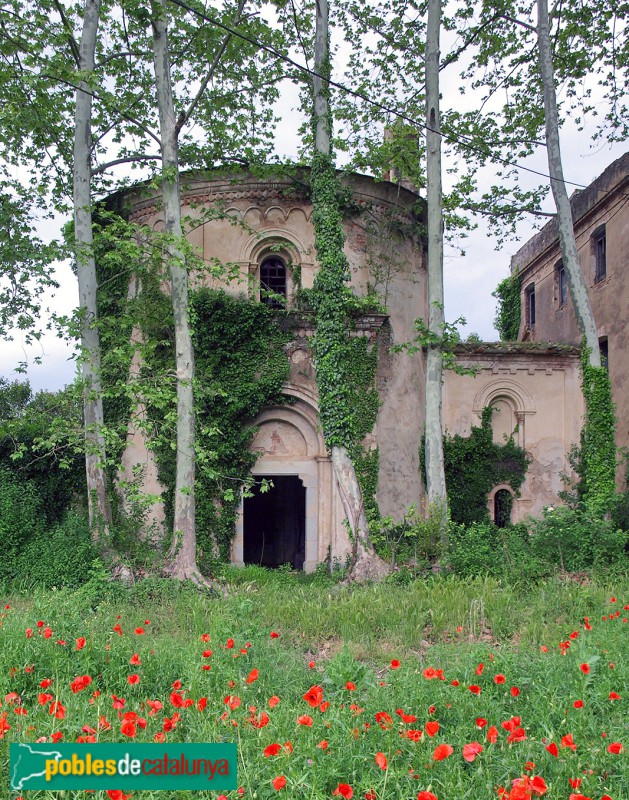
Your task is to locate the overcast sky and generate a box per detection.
[1,40,626,393]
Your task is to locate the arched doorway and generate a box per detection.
[232,398,331,572]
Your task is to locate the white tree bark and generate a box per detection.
[424,0,448,528]
[313,0,389,581]
[537,0,600,367]
[74,0,110,534]
[151,0,200,581]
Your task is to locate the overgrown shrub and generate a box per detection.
[17,510,97,589]
[529,506,627,571]
[0,467,45,580]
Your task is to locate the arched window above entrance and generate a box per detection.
[260,256,287,308]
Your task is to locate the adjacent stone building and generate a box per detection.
[510,152,629,457]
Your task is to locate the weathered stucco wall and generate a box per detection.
[511,153,629,456]
[114,168,427,568]
[445,344,584,522]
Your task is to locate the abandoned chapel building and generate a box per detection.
[113,152,628,571]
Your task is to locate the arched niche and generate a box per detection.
[473,379,535,449]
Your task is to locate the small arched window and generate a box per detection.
[494,489,513,528]
[260,257,287,308]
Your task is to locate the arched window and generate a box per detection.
[493,488,513,528]
[260,257,287,308]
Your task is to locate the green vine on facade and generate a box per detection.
[434,406,529,526]
[580,345,616,517]
[309,152,382,519]
[493,271,522,341]
[147,289,291,567]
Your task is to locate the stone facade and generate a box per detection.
[445,343,583,521]
[115,169,428,569]
[510,152,629,457]
[113,162,600,568]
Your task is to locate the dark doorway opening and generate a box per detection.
[494,489,513,528]
[243,476,306,569]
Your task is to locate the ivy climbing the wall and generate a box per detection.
[144,289,291,569]
[437,406,529,526]
[493,271,522,341]
[580,346,616,517]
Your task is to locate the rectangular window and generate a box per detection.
[593,226,606,282]
[525,284,536,328]
[599,337,609,371]
[557,261,567,306]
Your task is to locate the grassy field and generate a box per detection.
[0,570,627,799]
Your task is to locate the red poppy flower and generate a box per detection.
[333,784,353,799]
[130,653,141,665]
[417,793,438,800]
[396,708,417,723]
[607,742,623,754]
[487,725,498,743]
[433,744,453,761]
[573,699,584,708]
[249,711,269,728]
[272,776,286,790]
[375,752,388,770]
[468,684,481,695]
[375,711,393,729]
[530,776,548,796]
[545,742,558,756]
[121,720,137,738]
[320,701,330,712]
[127,674,140,685]
[264,743,282,757]
[303,686,323,708]
[269,695,280,708]
[106,792,132,800]
[75,637,86,650]
[475,663,484,675]
[425,721,440,737]
[569,779,582,789]
[579,663,590,674]
[476,717,488,728]
[405,729,423,741]
[364,792,376,800]
[507,727,527,744]
[297,715,313,726]
[462,741,483,762]
[390,659,401,669]
[561,733,577,751]
[49,701,66,719]
[317,739,329,749]
[494,674,506,684]
[270,631,280,638]
[609,692,621,700]
[510,686,520,697]
[246,669,259,684]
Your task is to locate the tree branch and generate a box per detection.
[91,154,161,176]
[497,14,536,33]
[176,0,247,134]
[440,12,501,71]
[51,0,81,67]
